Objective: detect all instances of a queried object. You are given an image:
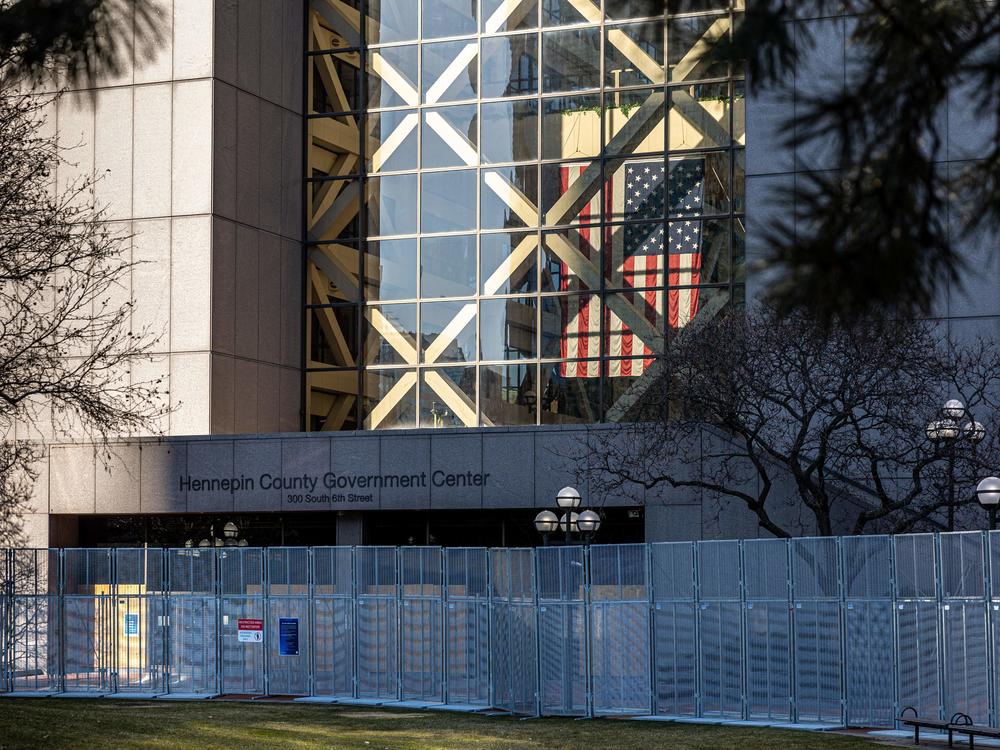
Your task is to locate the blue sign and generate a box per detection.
[278,618,299,656]
[124,613,139,637]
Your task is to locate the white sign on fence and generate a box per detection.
[237,618,263,643]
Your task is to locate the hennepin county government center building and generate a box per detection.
[11,1,1000,728]
[13,0,993,551]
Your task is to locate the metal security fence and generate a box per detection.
[7,533,1000,726]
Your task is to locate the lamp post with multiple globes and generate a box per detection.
[533,486,602,545]
[926,399,985,531]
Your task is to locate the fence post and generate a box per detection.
[533,547,542,717]
[984,530,995,727]
[307,547,315,698]
[935,533,946,722]
[889,534,900,727]
[738,540,748,721]
[837,536,847,727]
[584,545,593,719]
[693,540,702,718]
[351,545,359,700]
[787,538,796,723]
[647,542,655,716]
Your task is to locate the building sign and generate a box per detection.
[178,471,491,505]
[237,618,264,643]
[124,613,139,637]
[278,618,299,656]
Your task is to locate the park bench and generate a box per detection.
[948,721,1000,748]
[898,707,972,745]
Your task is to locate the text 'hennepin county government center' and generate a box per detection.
[11,0,995,549]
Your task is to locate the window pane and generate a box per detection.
[422,0,477,40]
[604,222,665,289]
[420,367,477,427]
[308,119,361,178]
[481,297,537,361]
[368,174,418,237]
[538,362,601,424]
[481,99,538,163]
[541,294,600,359]
[733,148,745,212]
[480,363,537,425]
[421,299,477,364]
[482,165,538,230]
[309,178,362,241]
[668,14,730,83]
[362,368,417,429]
[542,27,602,92]
[733,218,746,282]
[309,0,362,49]
[366,303,418,365]
[669,82,731,150]
[541,226,599,292]
[734,79,746,145]
[667,218,718,285]
[604,88,665,156]
[605,22,664,88]
[680,218,728,285]
[541,161,602,225]
[422,104,478,168]
[603,358,663,423]
[668,152,731,217]
[423,40,478,103]
[368,0,419,44]
[541,95,601,160]
[604,291,664,357]
[481,231,538,294]
[666,285,731,336]
[309,242,361,303]
[310,53,362,113]
[365,238,417,300]
[483,0,538,31]
[309,306,360,367]
[482,33,539,98]
[421,169,478,233]
[605,157,665,223]
[542,0,599,27]
[421,234,477,297]
[308,370,360,431]
[368,109,418,172]
[368,45,418,108]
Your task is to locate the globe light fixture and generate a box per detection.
[965,421,986,444]
[223,521,239,539]
[534,510,558,534]
[577,510,601,534]
[559,512,580,533]
[943,399,966,420]
[977,476,1000,531]
[556,486,582,509]
[926,419,959,442]
[977,477,1000,508]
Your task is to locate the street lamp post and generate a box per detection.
[534,486,602,545]
[926,399,985,531]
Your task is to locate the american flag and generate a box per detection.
[558,157,705,378]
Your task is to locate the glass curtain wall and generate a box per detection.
[305,0,745,431]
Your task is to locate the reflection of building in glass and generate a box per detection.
[306,0,746,431]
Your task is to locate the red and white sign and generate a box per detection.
[237,618,264,643]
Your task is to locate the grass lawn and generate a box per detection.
[0,698,889,750]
